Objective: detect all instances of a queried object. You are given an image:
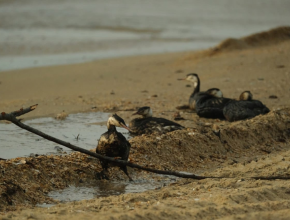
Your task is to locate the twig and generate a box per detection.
[250,176,290,180]
[73,134,80,141]
[1,104,38,120]
[1,105,290,181]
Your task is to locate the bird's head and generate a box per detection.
[206,88,223,98]
[178,73,199,88]
[132,106,152,118]
[239,91,253,101]
[107,114,131,131]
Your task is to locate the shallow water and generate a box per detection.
[38,175,176,208]
[0,0,289,71]
[1,112,177,206]
[0,112,130,159]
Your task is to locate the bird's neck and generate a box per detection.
[107,124,117,132]
[191,79,200,96]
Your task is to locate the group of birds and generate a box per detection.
[96,73,270,181]
[178,73,270,121]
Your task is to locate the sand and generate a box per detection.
[1,27,290,219]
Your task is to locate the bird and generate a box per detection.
[223,91,270,122]
[96,113,133,181]
[195,88,232,119]
[178,73,223,110]
[178,73,200,110]
[129,106,184,135]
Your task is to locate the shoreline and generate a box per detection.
[0,42,216,72]
[2,0,289,73]
[1,34,289,120]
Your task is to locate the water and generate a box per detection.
[0,112,178,206]
[37,175,176,208]
[0,0,289,71]
[0,112,130,159]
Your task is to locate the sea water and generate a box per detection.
[0,0,289,71]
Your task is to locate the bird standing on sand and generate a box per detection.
[129,106,184,135]
[96,113,133,181]
[223,91,270,122]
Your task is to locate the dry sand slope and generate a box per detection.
[1,27,290,219]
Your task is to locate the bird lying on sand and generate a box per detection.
[223,91,270,122]
[195,88,232,119]
[129,106,184,135]
[178,73,227,111]
[96,113,133,181]
[177,73,201,110]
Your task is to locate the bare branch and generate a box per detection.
[0,105,220,179]
[1,105,290,181]
[0,104,38,120]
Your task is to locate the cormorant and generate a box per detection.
[96,113,133,181]
[223,91,270,122]
[178,73,224,110]
[195,88,232,119]
[129,106,184,135]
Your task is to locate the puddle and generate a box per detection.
[38,175,177,208]
[1,112,178,207]
[0,112,130,159]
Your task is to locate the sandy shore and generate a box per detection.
[1,27,290,219]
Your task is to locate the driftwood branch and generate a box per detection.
[0,105,214,179]
[1,104,38,120]
[1,104,290,181]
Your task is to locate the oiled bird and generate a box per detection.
[129,106,184,135]
[223,91,270,122]
[96,113,133,181]
[178,73,223,110]
[195,88,232,119]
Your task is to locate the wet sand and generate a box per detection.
[1,27,290,219]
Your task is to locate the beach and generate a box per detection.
[1,26,290,219]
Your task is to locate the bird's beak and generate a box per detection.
[177,78,186,81]
[120,123,132,132]
[132,111,139,115]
